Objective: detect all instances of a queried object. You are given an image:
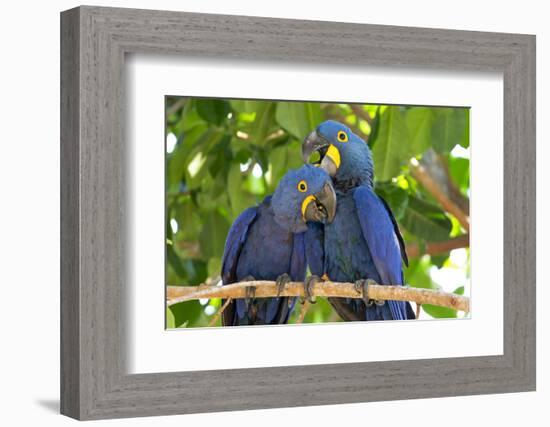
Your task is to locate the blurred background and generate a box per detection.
[165,97,470,328]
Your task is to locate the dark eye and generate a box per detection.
[297,180,308,192]
[337,131,348,142]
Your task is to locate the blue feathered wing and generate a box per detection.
[353,186,415,320]
[220,207,257,326]
[221,206,306,325]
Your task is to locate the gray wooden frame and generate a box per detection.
[60,5,536,420]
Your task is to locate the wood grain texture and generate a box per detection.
[60,7,80,419]
[60,5,536,420]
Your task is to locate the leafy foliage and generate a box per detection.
[166,98,470,327]
[372,106,410,181]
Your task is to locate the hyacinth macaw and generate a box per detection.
[221,164,337,326]
[302,120,415,321]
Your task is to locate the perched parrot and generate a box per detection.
[221,164,337,326]
[302,120,415,321]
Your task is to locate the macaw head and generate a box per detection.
[271,164,337,233]
[302,120,374,187]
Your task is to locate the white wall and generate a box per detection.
[0,0,547,425]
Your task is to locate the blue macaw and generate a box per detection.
[302,120,415,321]
[221,164,337,326]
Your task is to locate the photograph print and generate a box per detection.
[165,97,470,328]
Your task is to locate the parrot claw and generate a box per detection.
[244,276,257,322]
[245,286,256,305]
[374,299,386,306]
[275,273,291,297]
[241,275,256,306]
[245,283,257,321]
[301,275,319,304]
[354,279,373,307]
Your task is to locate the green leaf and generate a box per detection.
[199,211,230,259]
[230,136,253,162]
[422,303,457,318]
[173,200,202,241]
[401,196,453,241]
[275,102,323,140]
[168,257,207,285]
[247,102,275,146]
[431,108,468,153]
[460,109,470,148]
[267,144,287,190]
[448,156,470,194]
[406,107,433,156]
[184,131,225,190]
[404,257,438,290]
[230,100,258,113]
[166,307,176,329]
[195,99,230,126]
[267,139,303,191]
[195,176,229,210]
[367,106,381,147]
[167,244,186,279]
[372,106,410,181]
[167,124,207,187]
[285,140,304,170]
[227,163,255,218]
[207,257,222,278]
[430,254,449,268]
[207,134,233,177]
[179,110,205,132]
[169,300,204,328]
[182,259,208,285]
[243,169,266,195]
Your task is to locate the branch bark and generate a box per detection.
[167,280,469,312]
[208,298,232,327]
[349,104,374,126]
[410,152,470,232]
[296,300,311,323]
[405,234,469,258]
[166,97,187,117]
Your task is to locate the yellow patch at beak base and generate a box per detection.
[326,144,341,169]
[301,195,317,220]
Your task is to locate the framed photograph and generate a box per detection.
[61,6,535,420]
[164,97,472,330]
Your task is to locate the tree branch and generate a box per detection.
[208,298,232,327]
[410,152,470,232]
[406,234,469,258]
[296,300,311,323]
[349,104,374,126]
[166,98,187,117]
[167,280,469,312]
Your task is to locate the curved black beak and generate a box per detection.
[302,130,329,165]
[302,130,340,177]
[302,181,337,224]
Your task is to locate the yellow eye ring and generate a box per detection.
[297,180,308,192]
[337,130,348,142]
